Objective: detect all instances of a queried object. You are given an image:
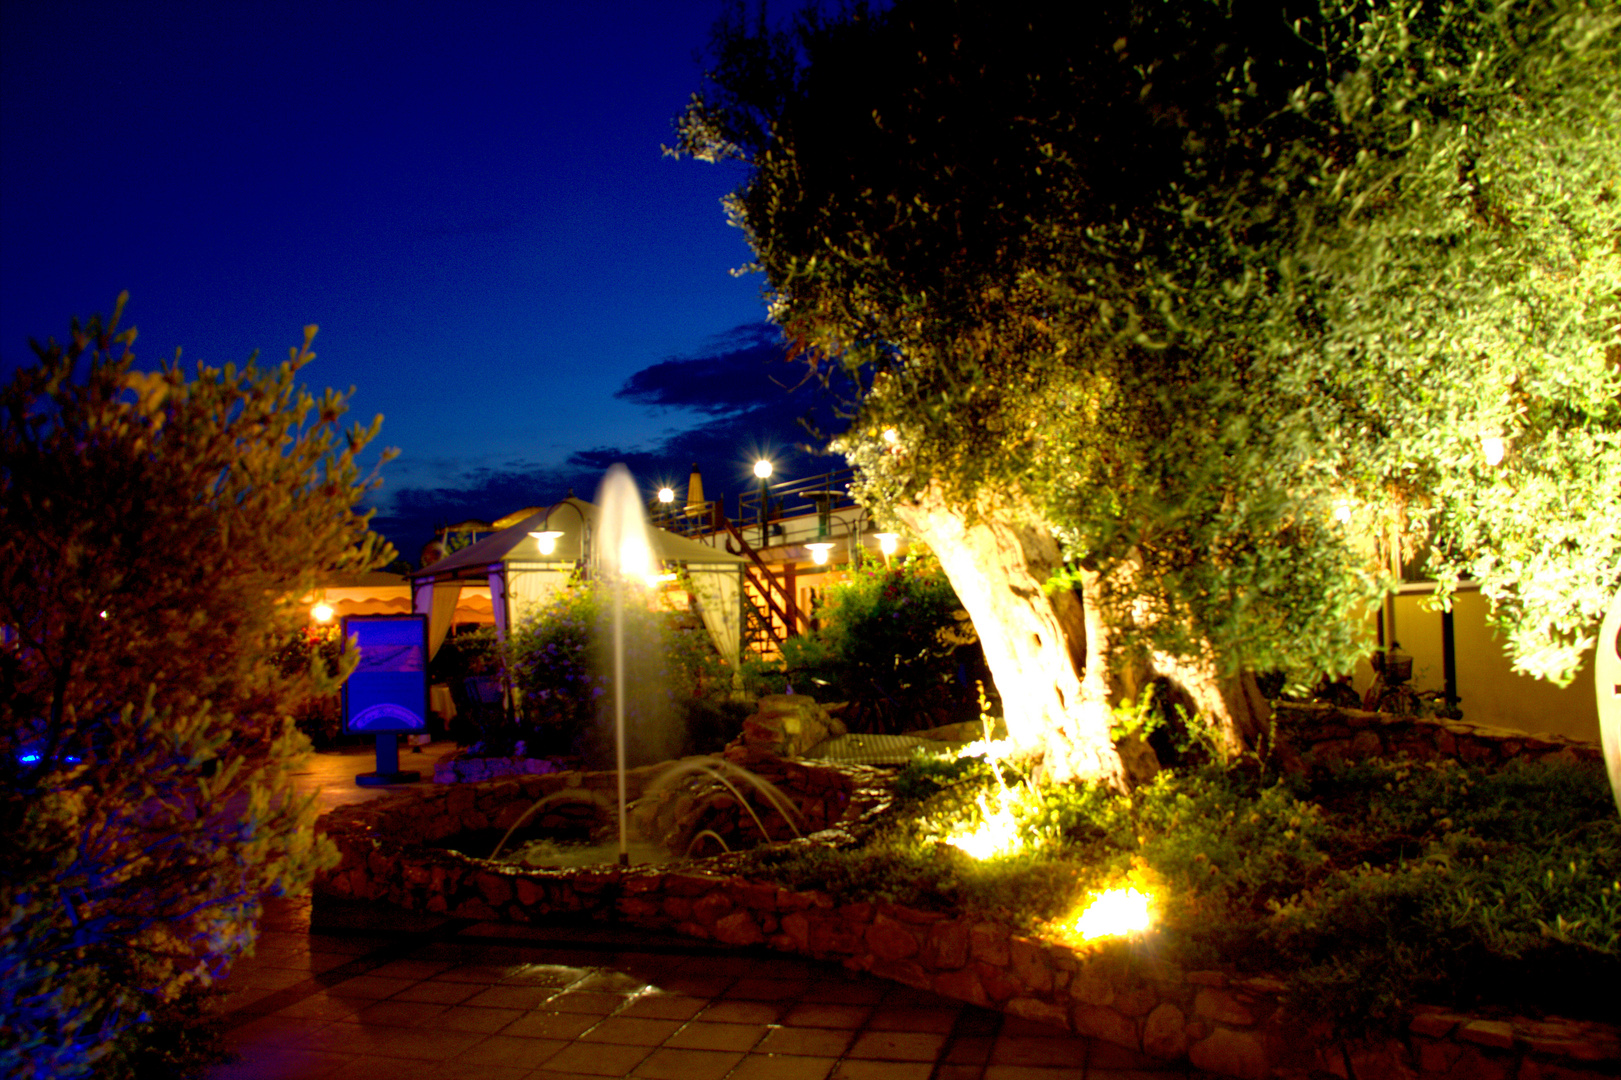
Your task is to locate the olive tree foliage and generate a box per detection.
[0,296,395,1077]
[676,0,1620,780]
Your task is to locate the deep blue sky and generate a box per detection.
[1,0,839,560]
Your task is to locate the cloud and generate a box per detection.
[615,324,812,415]
[369,322,854,563]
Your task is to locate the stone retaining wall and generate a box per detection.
[1274,703,1602,771]
[315,755,1617,1080]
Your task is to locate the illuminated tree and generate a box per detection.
[0,296,395,1077]
[679,0,1621,782]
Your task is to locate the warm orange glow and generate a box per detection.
[311,602,334,623]
[874,532,899,556]
[945,788,1022,860]
[1069,887,1154,940]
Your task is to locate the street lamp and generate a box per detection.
[529,499,589,560]
[806,542,835,565]
[754,458,773,548]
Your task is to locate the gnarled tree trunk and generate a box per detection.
[895,484,1265,784]
[894,484,1126,787]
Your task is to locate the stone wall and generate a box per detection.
[1273,703,1603,772]
[315,754,1618,1080]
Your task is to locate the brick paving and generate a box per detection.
[208,746,1215,1079]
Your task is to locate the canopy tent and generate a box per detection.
[408,498,747,669]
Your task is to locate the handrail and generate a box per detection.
[717,511,804,643]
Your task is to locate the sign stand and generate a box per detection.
[342,613,430,788]
[356,734,420,787]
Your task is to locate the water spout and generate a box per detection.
[595,464,659,867]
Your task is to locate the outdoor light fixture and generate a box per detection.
[806,542,835,565]
[875,532,899,556]
[312,602,334,623]
[657,486,675,504]
[1480,435,1506,466]
[754,459,774,548]
[1333,501,1353,524]
[882,428,899,446]
[530,530,565,555]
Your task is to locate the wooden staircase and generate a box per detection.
[716,511,802,659]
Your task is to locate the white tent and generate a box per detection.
[408,498,748,669]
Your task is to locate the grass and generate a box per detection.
[735,751,1621,1036]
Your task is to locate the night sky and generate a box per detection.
[1,0,841,561]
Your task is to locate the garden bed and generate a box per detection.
[313,708,1620,1079]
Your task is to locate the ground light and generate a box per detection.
[1068,887,1154,941]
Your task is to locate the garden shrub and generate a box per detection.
[740,750,1621,1036]
[0,299,385,1076]
[780,553,991,731]
[503,579,748,766]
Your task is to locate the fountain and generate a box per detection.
[594,464,660,867]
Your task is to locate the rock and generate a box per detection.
[1189,1026,1271,1080]
[1116,733,1161,785]
[1142,1003,1190,1060]
[736,694,848,757]
[1195,987,1256,1026]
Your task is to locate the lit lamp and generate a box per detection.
[312,602,335,623]
[806,542,835,566]
[1480,434,1507,466]
[530,530,565,555]
[657,486,675,505]
[874,532,899,560]
[754,458,773,548]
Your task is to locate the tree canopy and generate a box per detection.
[681,0,1621,704]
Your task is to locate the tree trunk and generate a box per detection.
[893,484,1126,787]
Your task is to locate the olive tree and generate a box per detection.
[0,295,395,1076]
[677,0,1621,782]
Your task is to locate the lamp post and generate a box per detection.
[754,458,773,549]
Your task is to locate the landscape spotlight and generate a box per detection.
[1480,435,1506,466]
[874,532,899,556]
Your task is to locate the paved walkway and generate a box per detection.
[207,747,1212,1080]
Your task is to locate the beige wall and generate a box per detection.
[1355,590,1599,743]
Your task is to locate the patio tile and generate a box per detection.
[664,1021,769,1052]
[231,966,315,991]
[799,980,887,1005]
[538,1041,655,1076]
[1088,1040,1173,1070]
[451,1034,568,1069]
[865,1006,960,1033]
[934,1067,988,1080]
[325,975,420,999]
[545,989,632,1014]
[989,1035,1090,1069]
[348,999,450,1027]
[946,1034,996,1063]
[830,1061,934,1080]
[333,1057,532,1080]
[299,1022,486,1061]
[501,1010,603,1040]
[725,1053,837,1080]
[984,1067,1096,1080]
[780,1003,870,1029]
[502,962,593,986]
[463,985,564,1010]
[723,977,810,1001]
[439,1005,527,1033]
[629,1047,746,1080]
[654,975,735,998]
[881,986,963,1009]
[207,1046,351,1079]
[755,1025,854,1057]
[572,969,652,993]
[271,992,368,1022]
[390,979,484,1005]
[619,993,707,1020]
[846,1029,947,1061]
[577,1015,684,1045]
[697,1000,782,1024]
[366,958,458,980]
